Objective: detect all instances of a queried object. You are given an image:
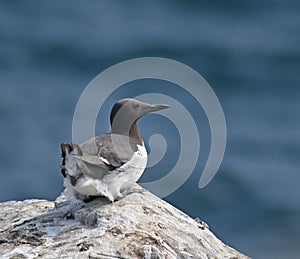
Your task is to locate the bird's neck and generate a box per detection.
[129,122,143,146]
[111,121,143,146]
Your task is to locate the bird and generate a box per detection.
[60,98,169,202]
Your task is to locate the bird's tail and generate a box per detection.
[60,143,82,177]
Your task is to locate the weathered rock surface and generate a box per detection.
[0,184,250,259]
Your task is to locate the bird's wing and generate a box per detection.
[79,134,138,168]
[61,134,139,181]
[98,134,138,168]
[73,155,109,168]
[61,142,111,180]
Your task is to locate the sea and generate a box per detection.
[0,1,299,258]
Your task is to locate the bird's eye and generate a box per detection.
[134,104,139,109]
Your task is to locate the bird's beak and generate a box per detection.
[144,103,170,114]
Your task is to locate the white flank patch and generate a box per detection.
[99,156,110,164]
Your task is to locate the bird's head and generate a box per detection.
[110,98,169,135]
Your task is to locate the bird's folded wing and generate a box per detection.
[77,134,134,169]
[73,154,118,172]
[74,155,107,168]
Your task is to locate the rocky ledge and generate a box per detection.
[0,184,250,259]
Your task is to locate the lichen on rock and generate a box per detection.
[0,184,250,259]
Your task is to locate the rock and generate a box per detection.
[0,184,250,259]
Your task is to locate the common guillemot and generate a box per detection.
[61,98,169,202]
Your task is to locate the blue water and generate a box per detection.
[1,1,300,258]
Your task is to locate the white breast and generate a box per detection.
[117,144,147,181]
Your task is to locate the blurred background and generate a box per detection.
[0,1,299,258]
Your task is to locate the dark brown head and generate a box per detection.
[110,98,169,141]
